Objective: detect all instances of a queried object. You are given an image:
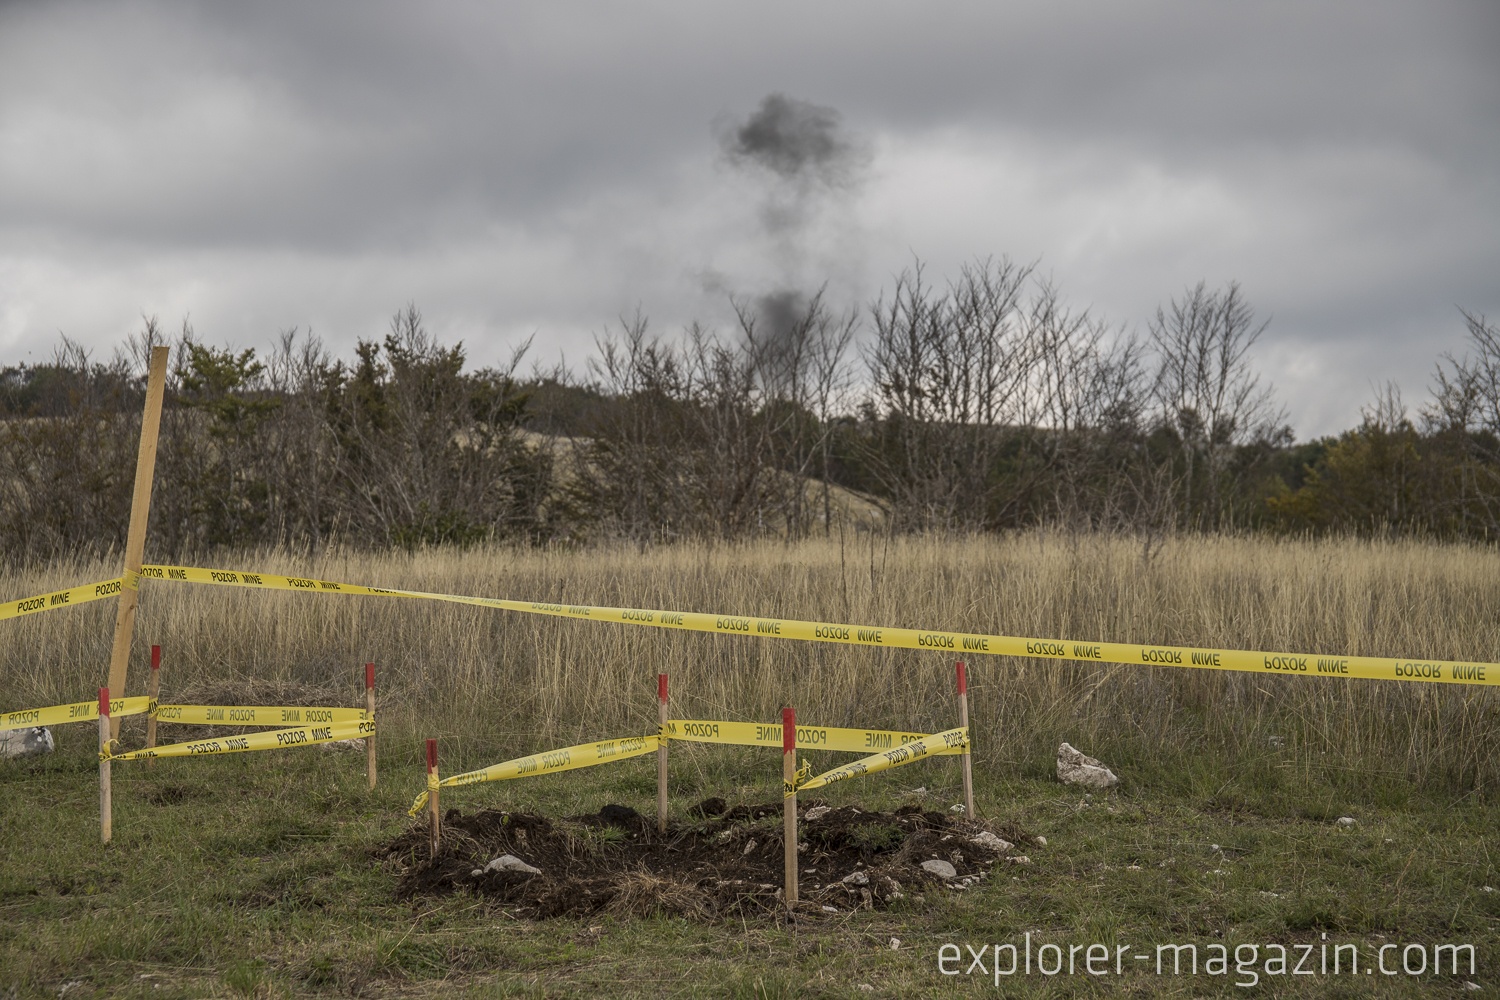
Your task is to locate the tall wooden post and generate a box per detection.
[656,673,669,835]
[105,346,170,740]
[956,661,975,818]
[144,644,161,768]
[782,706,798,909]
[99,688,113,844]
[365,663,377,789]
[426,738,441,857]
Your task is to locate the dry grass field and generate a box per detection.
[3,532,1499,996]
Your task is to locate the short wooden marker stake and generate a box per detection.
[426,738,441,857]
[99,688,113,844]
[782,706,798,909]
[145,645,161,768]
[364,663,377,789]
[656,673,669,835]
[956,661,975,819]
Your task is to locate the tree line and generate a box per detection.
[1,260,1495,563]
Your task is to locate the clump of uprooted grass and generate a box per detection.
[5,531,1500,798]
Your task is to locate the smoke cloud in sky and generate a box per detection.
[720,93,872,343]
[0,1,1496,437]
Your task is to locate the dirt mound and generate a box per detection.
[381,800,1034,920]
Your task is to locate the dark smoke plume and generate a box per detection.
[724,93,869,189]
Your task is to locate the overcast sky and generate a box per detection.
[1,1,1496,437]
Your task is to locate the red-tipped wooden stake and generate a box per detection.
[956,661,975,818]
[426,738,440,856]
[99,687,112,844]
[656,673,669,835]
[783,706,798,909]
[364,663,377,789]
[145,645,161,768]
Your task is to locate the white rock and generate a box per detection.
[821,905,839,913]
[1035,836,1047,847]
[921,859,958,879]
[318,738,365,752]
[889,937,901,950]
[842,871,870,886]
[1484,886,1496,894]
[804,805,831,822]
[949,804,966,814]
[970,831,1014,853]
[484,854,541,875]
[1007,855,1031,865]
[1464,981,1482,991]
[1056,743,1119,789]
[742,838,757,856]
[857,985,874,993]
[1336,816,1357,828]
[0,727,54,759]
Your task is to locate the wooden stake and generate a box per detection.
[426,738,440,857]
[99,688,112,844]
[657,673,668,835]
[365,663,377,789]
[144,644,161,768]
[782,706,798,909]
[105,345,170,741]
[956,661,975,819]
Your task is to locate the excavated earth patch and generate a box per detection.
[381,800,1035,920]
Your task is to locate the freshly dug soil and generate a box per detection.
[382,800,1035,920]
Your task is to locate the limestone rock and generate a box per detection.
[921,859,957,879]
[0,727,54,759]
[1056,742,1118,789]
[804,805,831,822]
[483,854,541,875]
[970,831,1014,853]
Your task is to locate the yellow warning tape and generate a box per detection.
[795,727,969,796]
[407,733,660,816]
[105,718,374,761]
[1,696,152,732]
[664,719,963,755]
[132,563,1500,688]
[151,704,369,726]
[1,576,128,623]
[12,564,1500,688]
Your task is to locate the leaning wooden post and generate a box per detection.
[956,661,975,819]
[364,663,377,790]
[426,738,441,857]
[105,345,170,741]
[656,673,669,835]
[144,644,161,768]
[782,706,798,909]
[98,688,113,844]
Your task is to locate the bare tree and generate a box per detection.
[1150,281,1285,529]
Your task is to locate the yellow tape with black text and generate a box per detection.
[2,696,152,732]
[105,718,374,761]
[407,733,660,816]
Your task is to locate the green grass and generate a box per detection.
[1,721,1495,998]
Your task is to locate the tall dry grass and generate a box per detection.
[4,532,1499,795]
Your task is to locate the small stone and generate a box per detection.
[907,786,928,797]
[949,804,966,814]
[970,831,1014,852]
[742,839,757,856]
[887,891,904,901]
[889,937,901,950]
[804,805,831,821]
[1006,855,1031,865]
[470,868,484,877]
[822,905,839,913]
[1336,816,1356,828]
[1484,886,1496,894]
[842,871,869,886]
[1464,981,1481,991]
[0,727,54,759]
[1211,844,1221,852]
[1057,743,1119,789]
[1126,864,1143,871]
[921,859,958,879]
[484,854,541,875]
[1035,836,1047,846]
[1260,891,1280,898]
